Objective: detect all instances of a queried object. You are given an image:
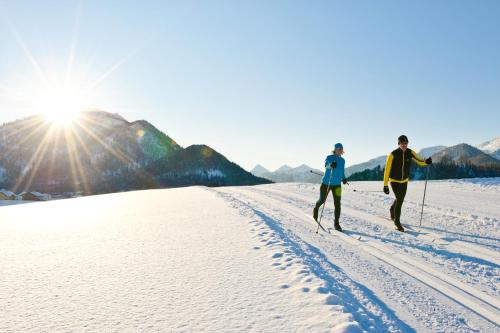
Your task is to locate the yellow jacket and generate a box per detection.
[383,148,427,186]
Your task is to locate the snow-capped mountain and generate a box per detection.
[417,145,447,158]
[477,136,500,160]
[345,155,387,177]
[431,143,500,166]
[251,164,323,183]
[0,111,270,194]
[250,164,270,177]
[275,165,294,173]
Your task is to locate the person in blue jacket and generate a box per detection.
[313,143,348,231]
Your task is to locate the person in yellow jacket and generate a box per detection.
[383,135,432,232]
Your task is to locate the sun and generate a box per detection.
[36,85,85,125]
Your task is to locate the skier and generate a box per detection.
[383,135,432,232]
[313,143,348,231]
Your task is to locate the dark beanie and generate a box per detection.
[398,135,409,143]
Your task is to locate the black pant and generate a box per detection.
[390,182,407,224]
[314,184,341,222]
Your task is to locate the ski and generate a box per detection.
[311,216,329,233]
[376,215,406,232]
[329,227,362,240]
[375,215,447,243]
[394,226,405,233]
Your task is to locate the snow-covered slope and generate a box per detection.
[250,164,270,177]
[345,155,387,177]
[418,145,447,158]
[477,136,500,159]
[1,180,499,332]
[431,143,500,166]
[252,164,323,183]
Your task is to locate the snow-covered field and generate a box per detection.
[1,179,499,332]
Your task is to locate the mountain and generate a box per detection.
[250,164,270,177]
[345,155,387,177]
[0,111,270,194]
[477,136,500,160]
[418,145,447,158]
[251,164,323,183]
[150,145,271,187]
[430,143,500,167]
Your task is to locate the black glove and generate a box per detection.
[342,179,348,185]
[383,186,390,195]
[330,161,337,169]
[425,157,432,165]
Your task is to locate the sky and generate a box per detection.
[0,0,499,171]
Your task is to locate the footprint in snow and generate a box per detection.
[325,294,341,305]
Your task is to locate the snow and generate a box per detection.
[417,145,447,158]
[250,164,269,177]
[345,155,387,177]
[477,136,500,153]
[1,180,499,332]
[0,200,27,206]
[191,168,225,178]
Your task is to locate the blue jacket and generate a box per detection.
[321,154,345,186]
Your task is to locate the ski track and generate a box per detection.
[213,185,500,332]
[252,185,500,299]
[340,184,500,251]
[211,188,415,333]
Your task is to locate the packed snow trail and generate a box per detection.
[249,183,500,299]
[220,186,500,323]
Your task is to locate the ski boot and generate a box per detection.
[334,220,343,232]
[394,222,405,232]
[313,207,319,221]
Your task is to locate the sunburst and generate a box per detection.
[35,84,85,125]
[1,1,146,195]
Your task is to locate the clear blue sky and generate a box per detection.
[1,0,499,170]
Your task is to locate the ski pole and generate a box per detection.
[316,165,334,234]
[418,166,430,228]
[310,170,323,176]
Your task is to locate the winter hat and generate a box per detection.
[398,135,409,144]
[334,143,343,150]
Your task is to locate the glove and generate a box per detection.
[383,186,390,195]
[342,179,348,185]
[425,157,432,165]
[330,161,337,169]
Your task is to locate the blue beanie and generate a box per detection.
[334,143,343,149]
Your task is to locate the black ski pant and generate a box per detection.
[314,184,341,222]
[390,182,408,224]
